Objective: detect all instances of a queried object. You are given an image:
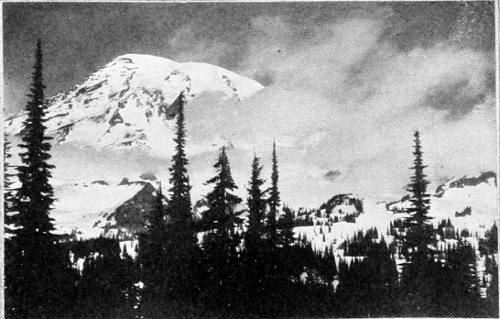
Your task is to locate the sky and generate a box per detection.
[3,2,498,206]
[3,2,495,114]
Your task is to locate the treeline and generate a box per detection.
[3,40,499,318]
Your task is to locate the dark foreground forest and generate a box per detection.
[4,41,499,319]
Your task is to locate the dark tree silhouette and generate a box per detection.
[241,154,268,313]
[436,241,481,316]
[399,130,439,315]
[279,205,295,248]
[163,93,199,300]
[202,146,243,310]
[138,183,168,301]
[245,154,267,255]
[7,40,75,318]
[74,238,138,317]
[267,141,280,244]
[401,131,435,260]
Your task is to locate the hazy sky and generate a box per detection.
[3,2,497,205]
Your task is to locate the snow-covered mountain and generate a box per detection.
[4,54,263,151]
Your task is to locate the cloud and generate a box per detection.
[423,79,487,119]
[176,11,496,206]
[168,24,230,65]
[324,170,342,181]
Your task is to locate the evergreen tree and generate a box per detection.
[167,93,193,228]
[138,183,167,300]
[399,130,439,315]
[437,241,481,316]
[7,40,75,318]
[479,222,498,256]
[401,131,435,261]
[203,147,242,233]
[267,141,280,244]
[279,206,295,248]
[202,146,243,309]
[245,154,267,255]
[242,154,268,313]
[163,93,199,300]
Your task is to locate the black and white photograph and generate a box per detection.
[1,1,499,318]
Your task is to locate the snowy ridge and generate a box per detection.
[48,172,497,243]
[4,54,264,152]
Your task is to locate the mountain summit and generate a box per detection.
[5,54,264,150]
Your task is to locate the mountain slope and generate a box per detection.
[51,179,148,238]
[5,54,264,151]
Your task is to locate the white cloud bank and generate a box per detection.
[176,12,496,207]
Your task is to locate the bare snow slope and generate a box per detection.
[52,179,147,238]
[4,54,263,151]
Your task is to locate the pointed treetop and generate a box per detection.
[268,140,280,244]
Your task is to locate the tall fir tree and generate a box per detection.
[267,141,280,244]
[7,40,75,318]
[242,154,267,309]
[245,154,267,255]
[167,93,193,227]
[401,130,434,261]
[202,146,243,309]
[163,93,199,300]
[399,130,439,315]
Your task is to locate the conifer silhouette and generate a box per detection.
[8,40,74,318]
[163,93,199,300]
